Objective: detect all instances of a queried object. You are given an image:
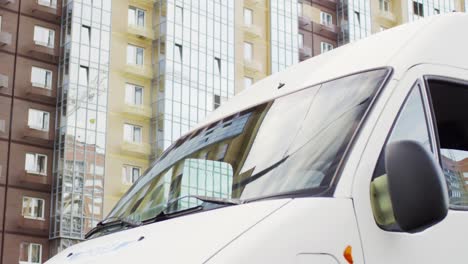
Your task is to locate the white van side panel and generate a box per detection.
[205,198,362,264]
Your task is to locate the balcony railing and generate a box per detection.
[312,22,338,40]
[0,0,15,5]
[244,59,263,74]
[127,24,154,40]
[124,64,153,80]
[0,31,12,46]
[0,74,8,89]
[243,24,263,39]
[377,10,397,23]
[122,104,152,120]
[121,141,151,158]
[299,46,313,58]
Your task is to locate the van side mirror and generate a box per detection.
[385,140,449,232]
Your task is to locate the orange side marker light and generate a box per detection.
[344,245,354,264]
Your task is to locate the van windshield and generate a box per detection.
[105,69,390,224]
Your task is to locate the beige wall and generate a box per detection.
[235,0,271,94]
[104,0,153,216]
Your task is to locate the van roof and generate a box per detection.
[196,13,468,129]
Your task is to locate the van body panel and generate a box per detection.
[46,199,291,264]
[353,64,468,263]
[205,198,362,264]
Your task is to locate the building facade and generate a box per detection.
[0,0,61,263]
[49,0,112,254]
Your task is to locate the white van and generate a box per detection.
[47,13,468,264]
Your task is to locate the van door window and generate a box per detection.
[426,79,468,209]
[370,83,433,230]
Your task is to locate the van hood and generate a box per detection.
[46,199,291,264]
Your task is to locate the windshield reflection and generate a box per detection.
[101,69,390,233]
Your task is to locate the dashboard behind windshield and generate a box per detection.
[105,69,390,224]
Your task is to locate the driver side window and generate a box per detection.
[370,83,433,230]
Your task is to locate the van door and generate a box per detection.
[352,64,468,263]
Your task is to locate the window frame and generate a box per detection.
[320,11,333,26]
[33,25,55,48]
[37,0,57,9]
[128,6,146,27]
[243,8,253,26]
[19,242,42,264]
[31,66,53,90]
[22,196,45,221]
[127,44,144,66]
[423,75,468,210]
[320,42,334,53]
[27,108,50,132]
[125,83,144,106]
[124,123,142,143]
[243,42,253,61]
[25,153,48,176]
[122,165,142,185]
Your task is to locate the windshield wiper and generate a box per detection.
[85,217,142,239]
[143,195,242,224]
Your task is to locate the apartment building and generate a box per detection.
[0,0,61,263]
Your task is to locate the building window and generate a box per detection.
[79,66,88,86]
[31,66,52,89]
[128,6,145,27]
[174,44,183,62]
[413,1,424,16]
[19,242,42,264]
[81,25,90,46]
[379,0,391,12]
[127,44,144,65]
[354,11,361,25]
[244,77,253,89]
[320,11,333,26]
[298,2,303,17]
[122,165,141,185]
[175,5,183,24]
[244,42,253,61]
[214,57,221,74]
[321,42,334,53]
[0,16,2,32]
[298,33,304,48]
[33,25,55,48]
[38,0,57,8]
[244,8,253,26]
[22,197,45,220]
[28,109,50,131]
[213,94,221,110]
[124,124,142,143]
[125,83,143,105]
[25,153,47,175]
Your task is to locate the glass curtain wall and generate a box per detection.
[269,0,299,74]
[338,0,371,45]
[153,0,235,157]
[51,0,111,253]
[408,0,455,21]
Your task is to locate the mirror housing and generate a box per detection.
[385,140,449,232]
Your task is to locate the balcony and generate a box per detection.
[122,104,152,121]
[243,24,263,39]
[127,25,154,40]
[27,42,58,63]
[312,22,338,40]
[0,74,8,89]
[0,0,15,5]
[377,10,397,23]
[312,0,337,9]
[26,84,55,103]
[20,170,50,190]
[32,1,60,21]
[130,0,156,7]
[244,59,263,76]
[23,125,53,145]
[0,32,12,46]
[299,46,313,60]
[121,141,151,158]
[124,64,153,80]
